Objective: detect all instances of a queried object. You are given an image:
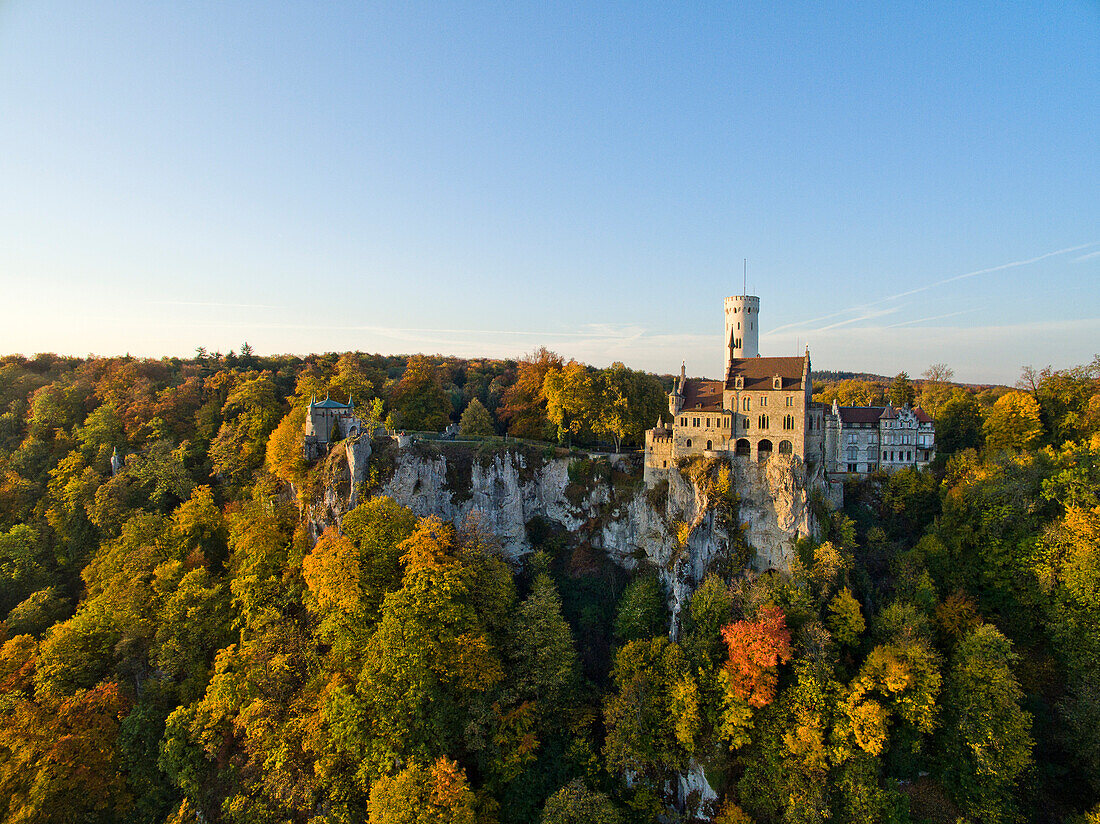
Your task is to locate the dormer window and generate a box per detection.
[773,376,782,390]
[734,375,744,390]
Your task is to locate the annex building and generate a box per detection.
[823,401,935,476]
[643,294,935,483]
[303,395,363,460]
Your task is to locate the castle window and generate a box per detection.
[882,451,887,461]
[785,396,793,406]
[779,440,793,455]
[742,397,750,411]
[760,396,767,407]
[663,460,667,468]
[737,322,740,330]
[784,414,795,431]
[680,417,686,427]
[686,439,692,448]
[743,417,750,430]
[758,414,769,430]
[706,418,711,427]
[706,440,712,450]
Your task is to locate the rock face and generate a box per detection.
[307,439,826,624]
[732,454,820,572]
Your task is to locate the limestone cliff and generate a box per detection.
[306,437,826,624]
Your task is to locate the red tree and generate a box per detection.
[720,606,793,708]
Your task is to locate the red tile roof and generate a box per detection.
[838,406,887,424]
[726,356,806,390]
[913,407,933,423]
[681,379,726,412]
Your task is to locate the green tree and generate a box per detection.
[826,588,865,647]
[330,352,377,406]
[936,624,1033,823]
[458,398,495,437]
[937,390,984,454]
[540,779,623,824]
[391,356,452,431]
[351,517,504,779]
[888,373,916,408]
[603,638,693,800]
[4,587,71,637]
[509,573,579,711]
[613,573,668,642]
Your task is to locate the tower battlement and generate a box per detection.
[724,294,760,374]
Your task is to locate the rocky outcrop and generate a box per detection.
[733,454,819,572]
[305,436,372,536]
[676,759,719,819]
[306,439,827,625]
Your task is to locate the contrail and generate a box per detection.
[882,308,978,329]
[769,241,1097,335]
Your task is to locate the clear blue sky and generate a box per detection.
[1,1,1096,383]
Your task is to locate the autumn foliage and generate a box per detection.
[720,605,793,708]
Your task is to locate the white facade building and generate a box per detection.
[823,400,935,476]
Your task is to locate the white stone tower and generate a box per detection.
[724,294,760,374]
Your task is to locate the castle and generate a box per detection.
[643,294,934,483]
[303,395,363,460]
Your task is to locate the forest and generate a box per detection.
[0,346,1098,824]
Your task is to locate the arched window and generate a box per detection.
[742,397,750,411]
[758,439,773,461]
[758,414,769,430]
[779,440,793,454]
[735,438,751,456]
[686,439,692,448]
[783,414,795,430]
[706,440,712,450]
[743,416,750,430]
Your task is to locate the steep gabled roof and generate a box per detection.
[681,379,726,412]
[838,406,887,424]
[726,356,806,390]
[913,407,933,423]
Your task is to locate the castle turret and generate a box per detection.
[724,294,760,374]
[669,362,686,416]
